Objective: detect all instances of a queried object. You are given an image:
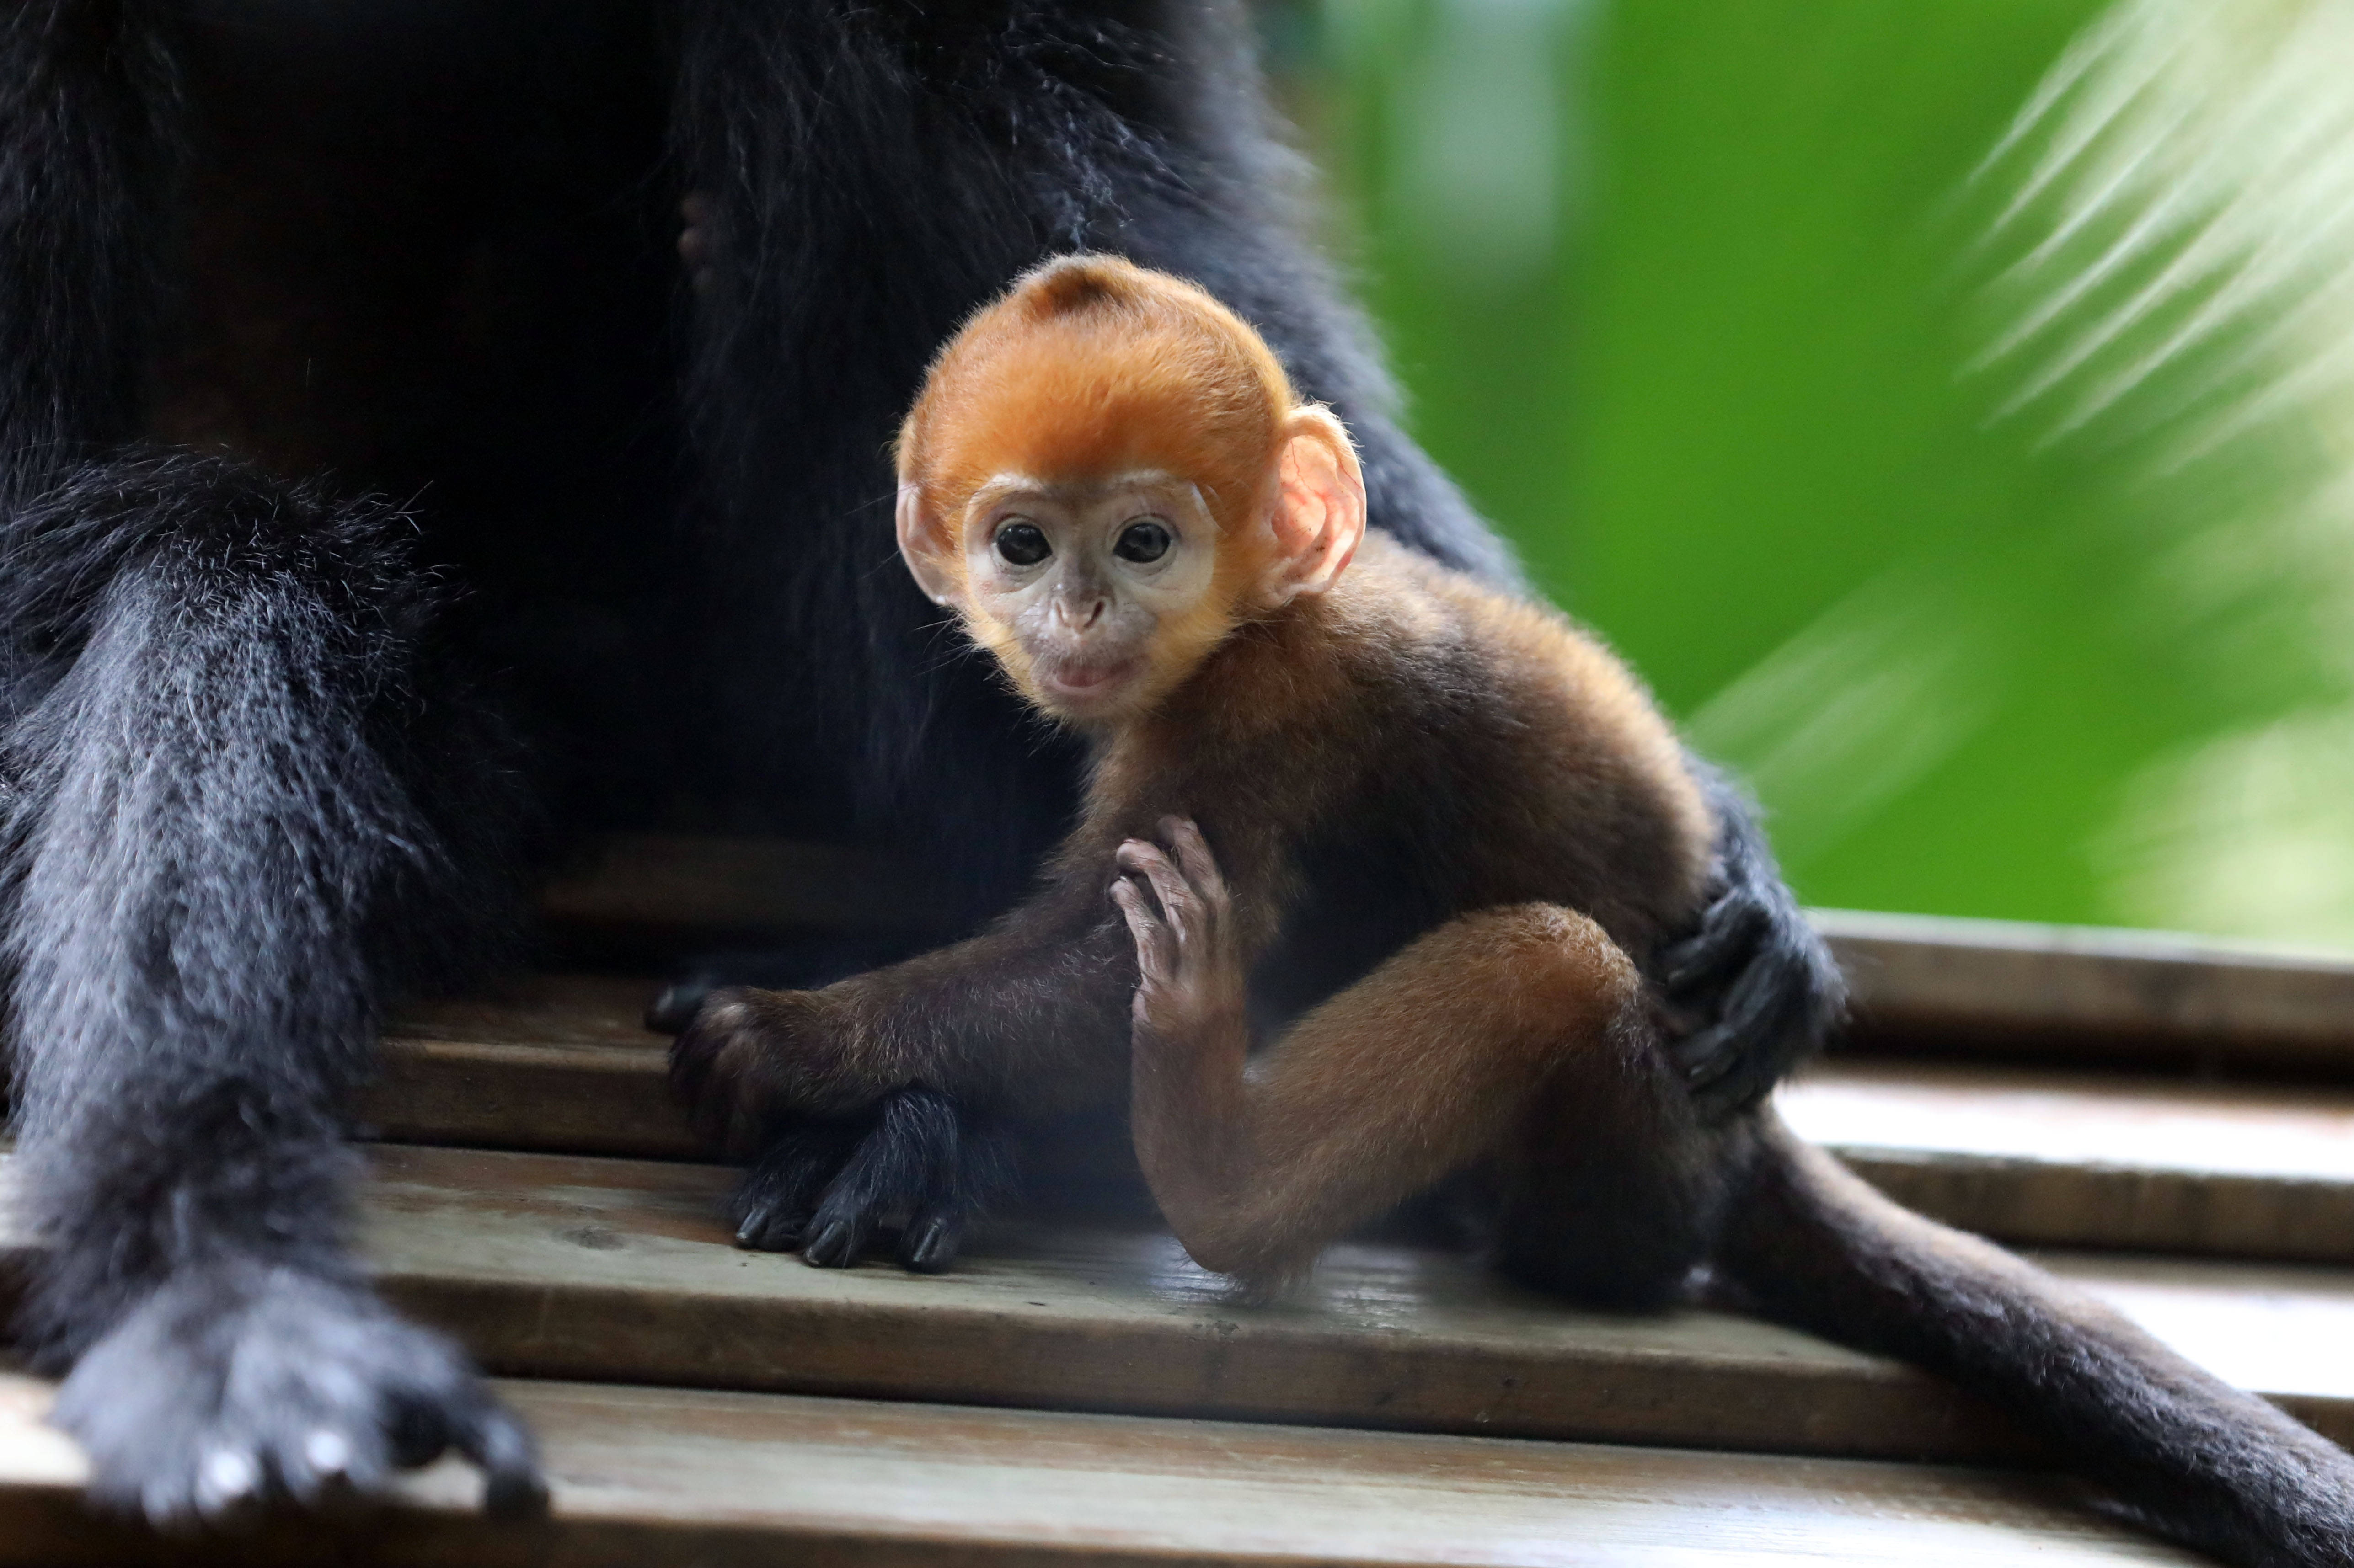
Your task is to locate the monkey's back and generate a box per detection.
[1146,534,1717,1027]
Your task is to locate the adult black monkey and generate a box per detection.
[0,0,1835,1524]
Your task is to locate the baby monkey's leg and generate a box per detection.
[1113,824,1659,1287]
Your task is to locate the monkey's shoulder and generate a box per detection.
[1325,540,1692,768]
[1315,539,1717,916]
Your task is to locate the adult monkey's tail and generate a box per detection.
[1717,1112,2354,1568]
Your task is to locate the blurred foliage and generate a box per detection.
[1266,0,2354,945]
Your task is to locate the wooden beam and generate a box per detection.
[0,1372,2211,1567]
[8,1144,2349,1461]
[1779,1060,2354,1262]
[1817,909,2354,1070]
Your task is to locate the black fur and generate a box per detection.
[1662,759,1846,1118]
[0,0,1837,1519]
[0,453,534,1520]
[1495,1007,1726,1312]
[728,1087,1013,1273]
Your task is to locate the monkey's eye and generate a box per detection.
[994,522,1052,566]
[1114,519,1172,564]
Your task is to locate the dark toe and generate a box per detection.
[458,1405,548,1520]
[733,1200,806,1252]
[898,1211,965,1274]
[799,1214,870,1269]
[726,1122,867,1248]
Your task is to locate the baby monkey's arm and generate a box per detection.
[670,871,1140,1154]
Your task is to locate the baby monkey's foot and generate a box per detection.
[678,192,715,293]
[1112,817,1246,1038]
[670,987,871,1154]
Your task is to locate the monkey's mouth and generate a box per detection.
[1041,656,1141,704]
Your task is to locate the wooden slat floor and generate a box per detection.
[0,1374,2206,1567]
[12,1141,2348,1456]
[364,975,2354,1264]
[6,864,2354,1563]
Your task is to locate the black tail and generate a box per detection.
[1718,1111,2354,1568]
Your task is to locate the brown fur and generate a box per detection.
[894,256,1361,718]
[677,528,1712,1139]
[674,259,2354,1568]
[898,255,1292,540]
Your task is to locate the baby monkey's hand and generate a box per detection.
[670,986,872,1154]
[1112,817,1247,1043]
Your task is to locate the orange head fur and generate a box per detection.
[896,255,1366,726]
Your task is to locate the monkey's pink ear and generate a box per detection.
[897,483,965,608]
[1267,406,1366,603]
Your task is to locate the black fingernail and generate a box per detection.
[902,1216,958,1273]
[801,1219,854,1268]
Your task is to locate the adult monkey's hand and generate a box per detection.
[1658,760,1847,1120]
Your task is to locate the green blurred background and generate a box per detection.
[1261,0,2354,946]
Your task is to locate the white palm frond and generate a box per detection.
[1976,0,2354,941]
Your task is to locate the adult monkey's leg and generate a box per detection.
[0,7,538,1522]
[1,457,542,1523]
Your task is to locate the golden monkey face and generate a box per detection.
[942,471,1226,724]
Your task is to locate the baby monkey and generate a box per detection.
[676,255,2354,1568]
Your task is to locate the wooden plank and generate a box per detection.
[1779,1061,2354,1262]
[391,974,674,1048]
[370,978,689,1158]
[0,1373,2208,1568]
[353,1145,2022,1463]
[8,1144,2349,1461]
[374,983,2354,1261]
[1817,908,2354,1069]
[366,1037,690,1160]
